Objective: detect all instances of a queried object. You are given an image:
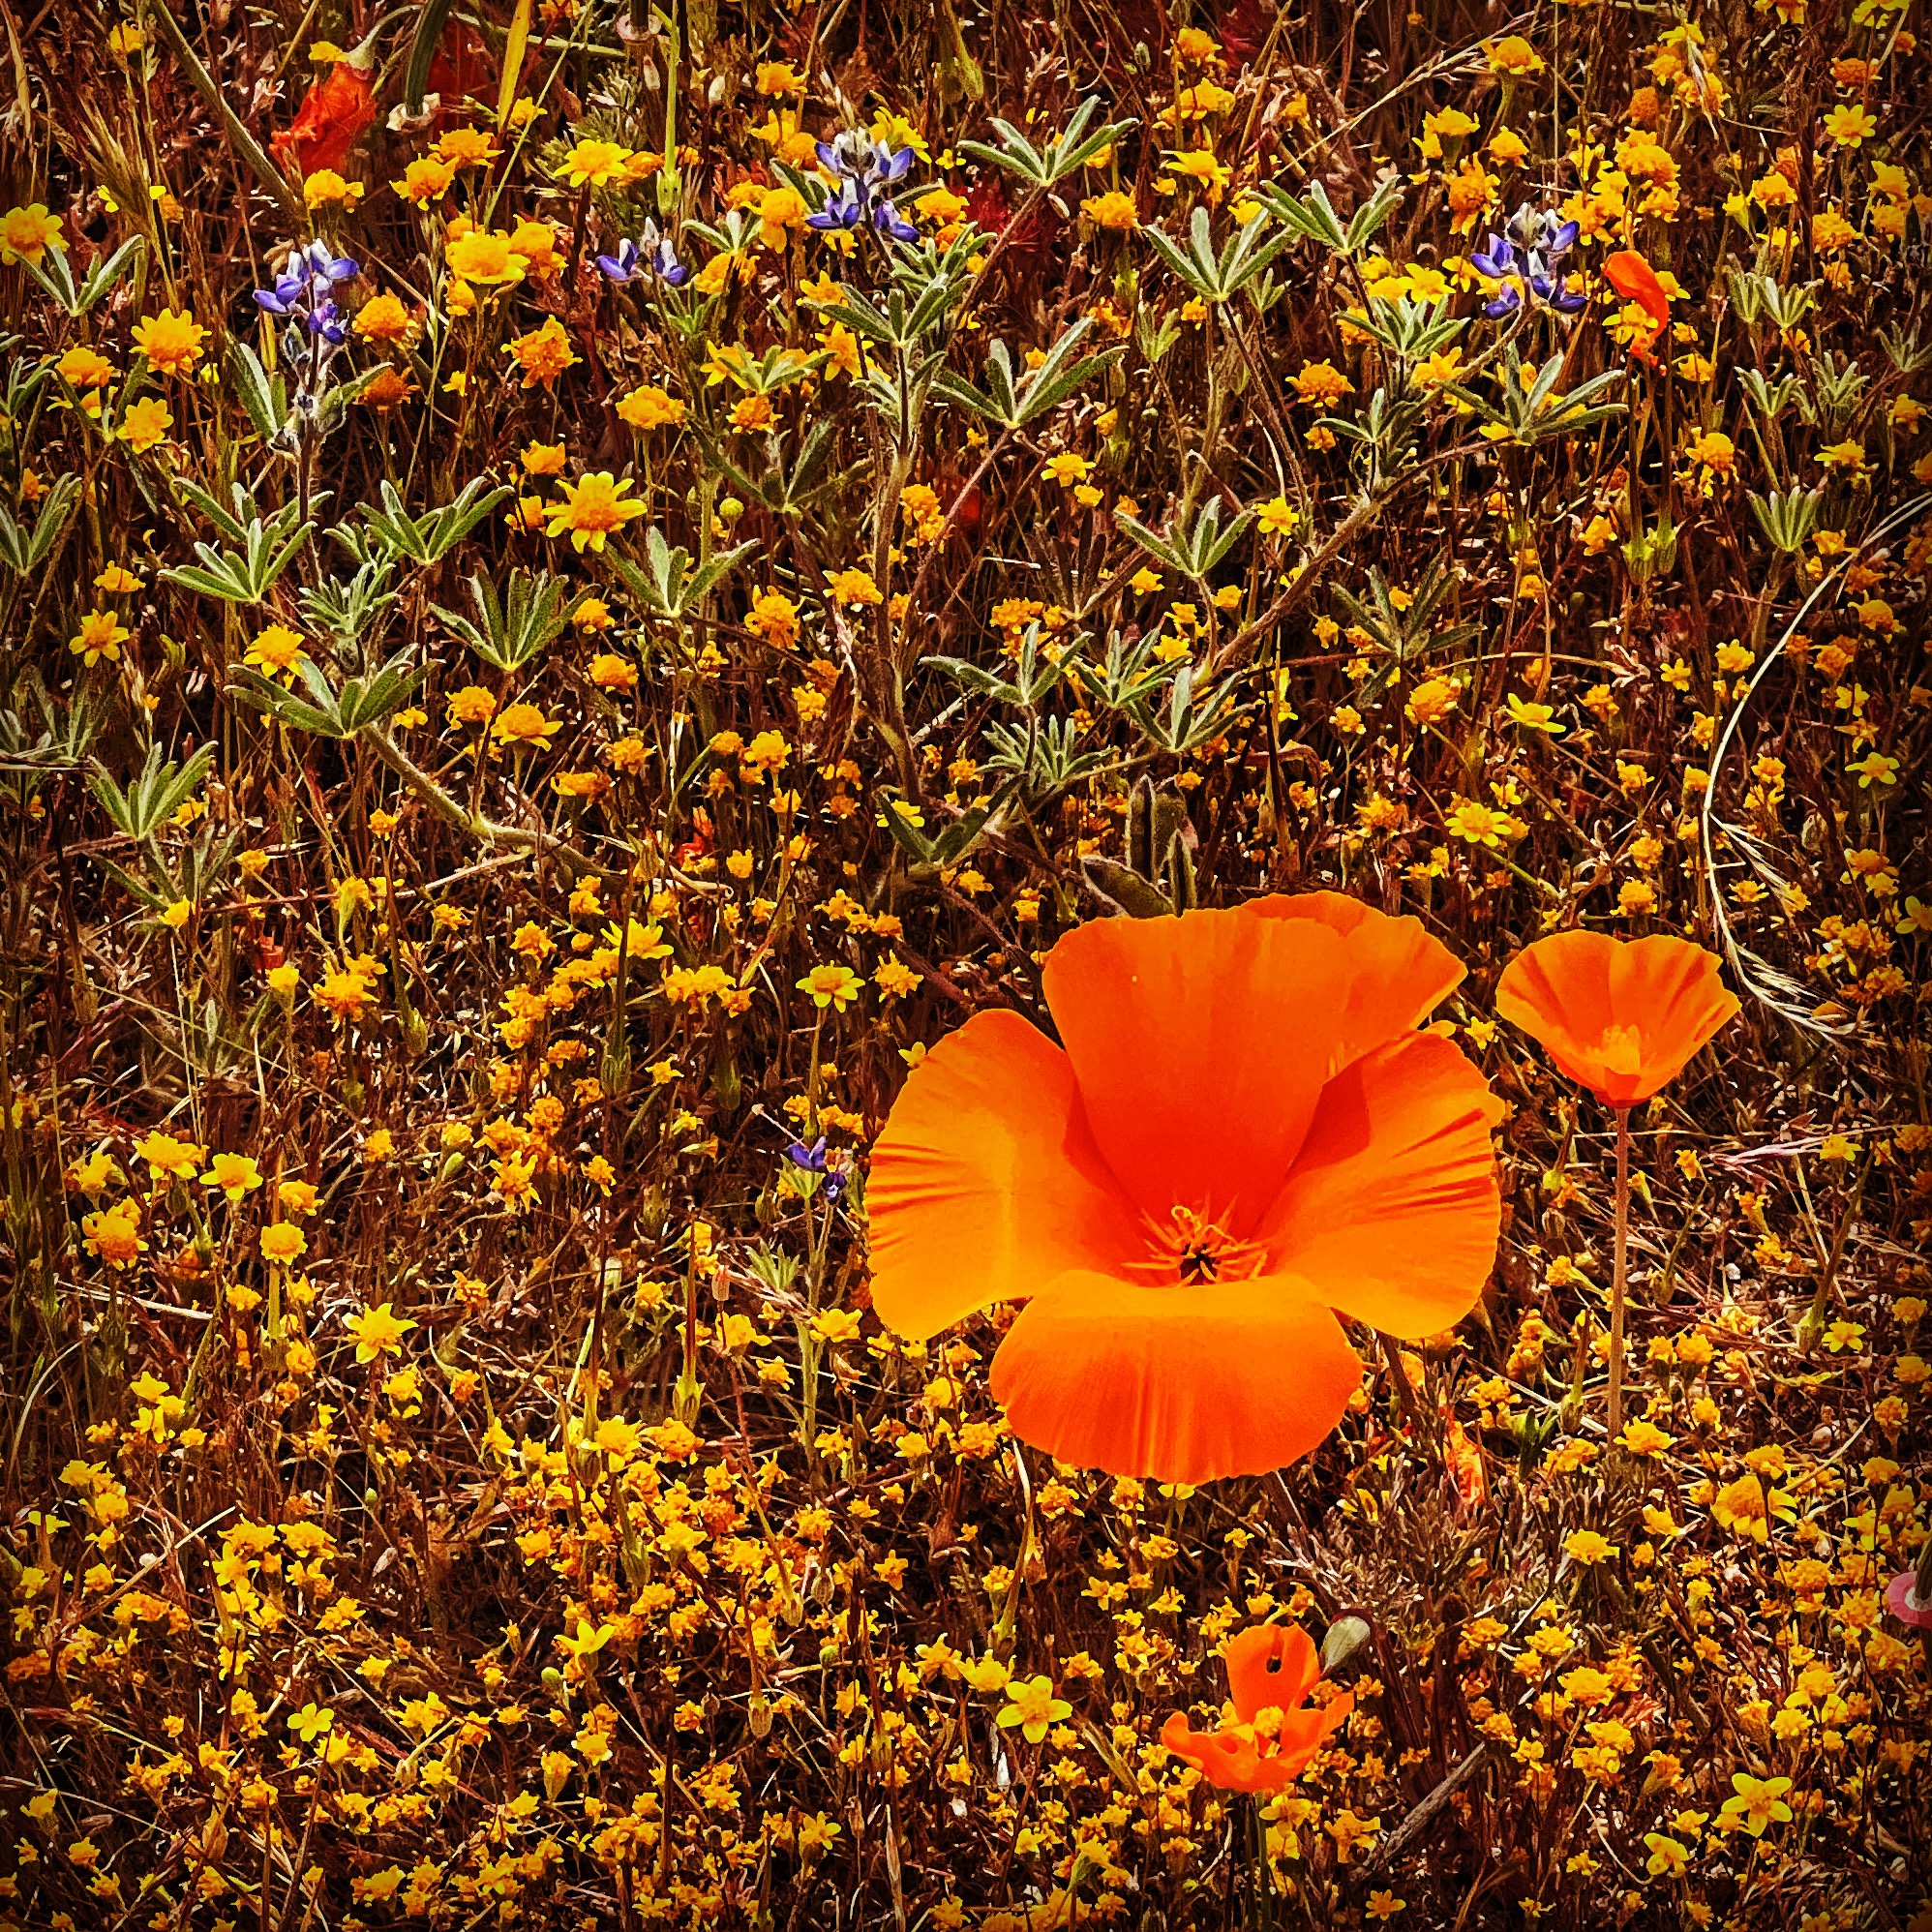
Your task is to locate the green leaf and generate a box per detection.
[74,236,145,317]
[0,472,78,576]
[88,741,217,841]
[16,243,78,316]
[405,0,457,113]
[228,339,288,443]
[432,567,578,673]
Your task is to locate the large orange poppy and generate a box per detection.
[867,893,1504,1484]
[1494,930,1739,1108]
[1160,1624,1352,1793]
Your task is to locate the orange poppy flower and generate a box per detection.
[1603,249,1669,361]
[1494,931,1739,1108]
[867,893,1504,1483]
[1603,250,1670,331]
[1160,1624,1352,1792]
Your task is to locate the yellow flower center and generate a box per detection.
[1595,1022,1645,1076]
[564,479,626,532]
[1133,1205,1266,1286]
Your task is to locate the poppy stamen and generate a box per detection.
[1130,1205,1267,1287]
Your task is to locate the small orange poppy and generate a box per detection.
[867,893,1504,1483]
[1603,249,1670,361]
[1160,1624,1352,1792]
[1494,930,1739,1107]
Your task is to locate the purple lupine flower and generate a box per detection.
[807,178,868,232]
[598,220,687,287]
[785,1134,846,1200]
[1474,206,1585,317]
[306,298,348,344]
[255,241,360,332]
[649,224,690,286]
[1471,232,1522,316]
[871,198,919,243]
[596,236,645,283]
[809,129,919,242]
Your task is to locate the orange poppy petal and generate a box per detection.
[1252,891,1465,1063]
[1494,929,1617,1091]
[1609,935,1740,1092]
[1254,1032,1503,1338]
[1272,1690,1352,1774]
[1226,1624,1319,1723]
[867,1011,1140,1342]
[1604,249,1670,332]
[1160,1716,1288,1793]
[1041,906,1352,1230]
[988,1269,1363,1483]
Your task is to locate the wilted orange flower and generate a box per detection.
[1494,931,1738,1107]
[1161,1625,1352,1791]
[869,894,1504,1483]
[273,43,377,177]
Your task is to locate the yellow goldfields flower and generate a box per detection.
[0,202,64,264]
[345,1300,415,1362]
[117,396,174,451]
[57,345,116,388]
[555,138,634,187]
[200,1152,263,1202]
[491,702,563,748]
[1822,104,1876,147]
[544,471,646,553]
[444,227,528,286]
[796,963,862,1010]
[394,156,459,207]
[131,307,207,377]
[353,292,412,344]
[756,60,804,95]
[303,168,364,207]
[505,315,578,390]
[70,609,129,667]
[245,622,306,685]
[1719,1773,1793,1836]
[259,1222,307,1265]
[997,1675,1072,1745]
[827,567,881,607]
[617,383,685,431]
[1404,675,1463,725]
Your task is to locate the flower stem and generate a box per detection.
[1250,1792,1275,1929]
[1609,1105,1631,1440]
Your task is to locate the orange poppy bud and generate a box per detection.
[1494,930,1739,1109]
[868,893,1505,1484]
